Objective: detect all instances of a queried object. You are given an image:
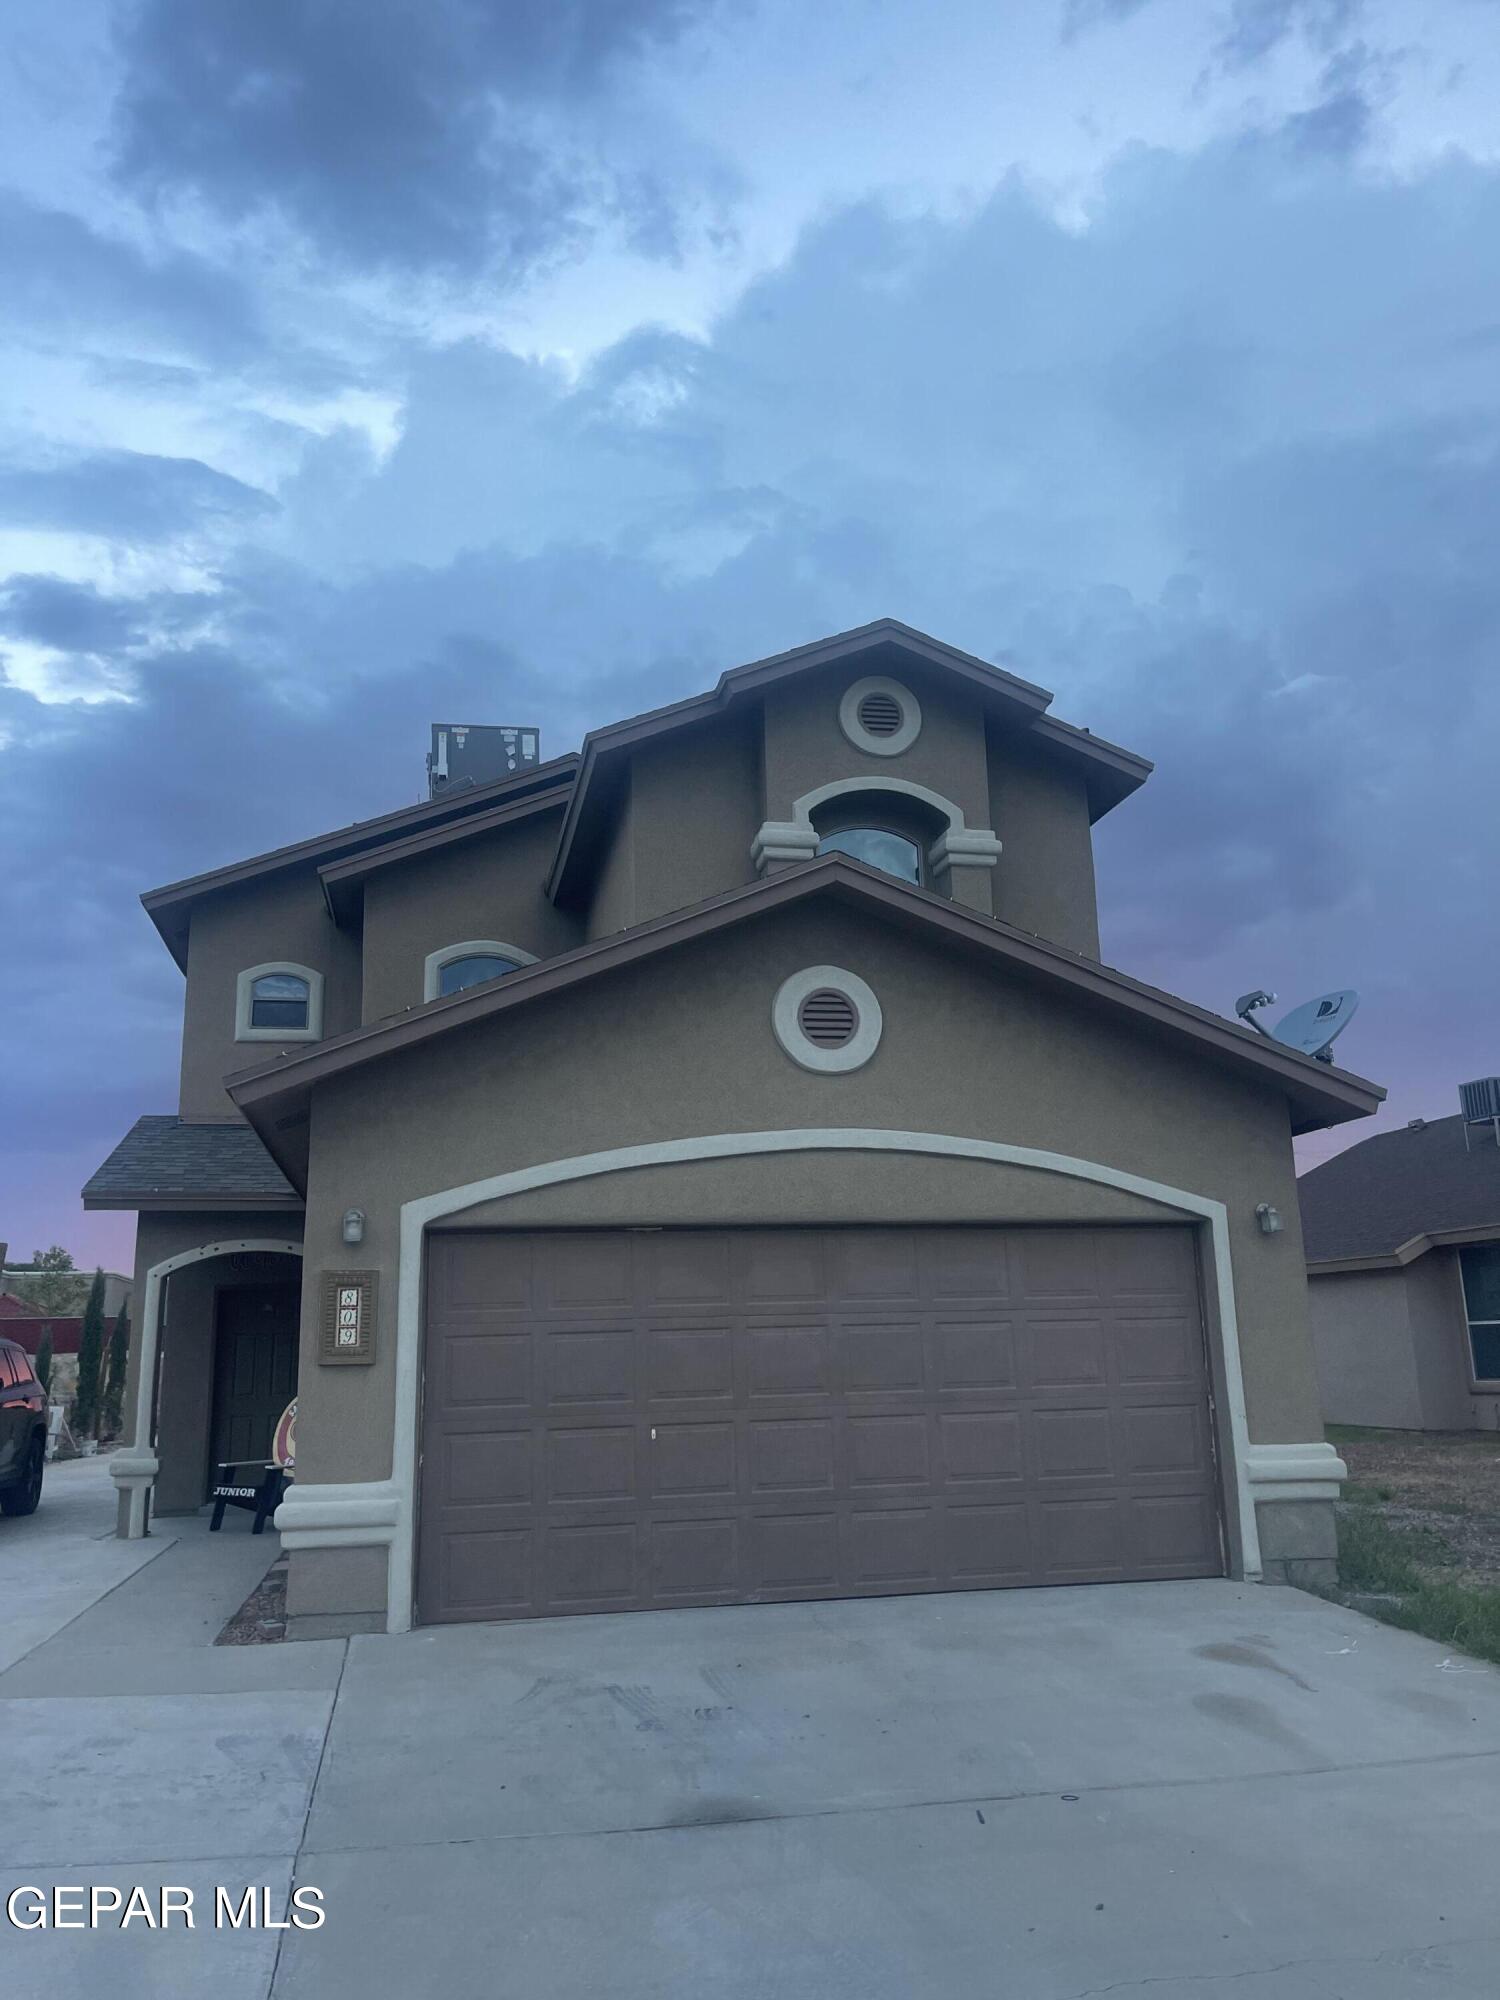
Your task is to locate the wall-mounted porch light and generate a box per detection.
[1255,1203,1283,1236]
[342,1209,366,1246]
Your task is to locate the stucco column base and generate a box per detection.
[110,1449,159,1540]
[1255,1498,1339,1589]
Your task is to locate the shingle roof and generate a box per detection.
[81,1116,299,1208]
[1299,1113,1500,1262]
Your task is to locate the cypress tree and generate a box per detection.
[103,1305,130,1436]
[73,1268,107,1437]
[36,1328,54,1398]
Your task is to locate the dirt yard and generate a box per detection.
[1333,1426,1500,1591]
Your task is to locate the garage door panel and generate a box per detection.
[650,1422,736,1498]
[831,1230,920,1300]
[644,1324,735,1403]
[736,1231,828,1302]
[651,1518,739,1599]
[939,1410,1026,1483]
[745,1320,835,1398]
[1031,1407,1116,1480]
[546,1427,636,1503]
[544,1327,634,1406]
[843,1320,925,1393]
[418,1225,1223,1623]
[849,1506,936,1586]
[748,1418,836,1494]
[935,1317,1017,1392]
[544,1523,637,1607]
[752,1512,841,1591]
[847,1413,931,1488]
[443,1331,533,1409]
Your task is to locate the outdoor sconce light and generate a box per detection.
[342,1208,366,1246]
[1255,1203,1283,1236]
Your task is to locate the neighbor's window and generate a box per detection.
[816,826,922,886]
[437,953,523,998]
[1461,1244,1500,1382]
[249,972,310,1030]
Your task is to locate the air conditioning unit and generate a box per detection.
[1459,1077,1500,1150]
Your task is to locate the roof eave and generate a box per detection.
[231,855,1383,1164]
[81,1190,306,1213]
[142,753,582,968]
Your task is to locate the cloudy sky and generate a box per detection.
[3,0,1498,1273]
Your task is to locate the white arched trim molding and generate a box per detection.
[422,939,538,1003]
[277,1130,1344,1635]
[112,1238,303,1539]
[752,778,1002,876]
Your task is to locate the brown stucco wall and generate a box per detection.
[585,767,635,940]
[288,897,1320,1537]
[119,1210,304,1527]
[178,872,361,1120]
[761,663,992,830]
[586,718,761,937]
[359,805,581,1021]
[987,727,1100,957]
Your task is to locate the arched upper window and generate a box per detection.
[815,826,922,885]
[423,940,538,1003]
[235,963,324,1043]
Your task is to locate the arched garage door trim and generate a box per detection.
[284,1130,1273,1631]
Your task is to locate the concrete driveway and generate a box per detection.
[5,1484,1500,1998]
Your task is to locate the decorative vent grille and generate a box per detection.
[798,988,859,1048]
[857,690,904,736]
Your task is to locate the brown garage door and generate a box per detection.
[417,1225,1223,1624]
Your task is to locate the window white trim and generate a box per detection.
[838,675,922,756]
[423,939,538,1004]
[772,965,884,1072]
[752,778,1001,876]
[274,1129,1341,1631]
[234,963,324,1043]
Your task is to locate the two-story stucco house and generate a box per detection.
[84,620,1383,1637]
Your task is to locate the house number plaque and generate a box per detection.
[319,1270,377,1366]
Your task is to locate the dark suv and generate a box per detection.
[0,1338,46,1516]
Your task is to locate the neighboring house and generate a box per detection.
[1300,1100,1500,1431]
[83,618,1383,1638]
[0,1292,84,1399]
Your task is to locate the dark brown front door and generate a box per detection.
[208,1283,300,1487]
[417,1226,1223,1625]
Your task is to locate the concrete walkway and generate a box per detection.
[4,1489,1500,1998]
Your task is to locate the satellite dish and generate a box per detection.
[1235,987,1358,1064]
[1272,988,1358,1062]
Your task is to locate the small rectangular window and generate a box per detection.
[1460,1244,1500,1383]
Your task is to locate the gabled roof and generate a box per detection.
[318,778,574,927]
[142,753,580,969]
[545,618,1154,907]
[228,852,1382,1191]
[81,1116,300,1211]
[1300,1113,1500,1268]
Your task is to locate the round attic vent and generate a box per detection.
[856,690,904,737]
[772,965,883,1073]
[797,987,859,1048]
[838,676,921,756]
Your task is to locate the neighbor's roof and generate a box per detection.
[226,852,1383,1191]
[1300,1113,1500,1268]
[547,618,1153,906]
[82,1116,299,1211]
